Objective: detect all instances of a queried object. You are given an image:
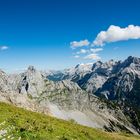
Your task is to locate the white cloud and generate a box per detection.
[70,39,90,49]
[93,25,140,46]
[84,53,101,60]
[90,48,103,53]
[80,49,87,53]
[76,48,103,55]
[0,46,9,51]
[77,49,87,54]
[74,55,80,58]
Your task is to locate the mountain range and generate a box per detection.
[0,56,140,136]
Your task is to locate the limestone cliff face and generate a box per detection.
[48,56,140,102]
[46,56,140,134]
[0,57,140,134]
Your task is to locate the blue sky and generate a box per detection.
[0,0,140,72]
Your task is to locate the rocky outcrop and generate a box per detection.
[48,56,140,102]
[0,57,140,134]
[47,56,140,134]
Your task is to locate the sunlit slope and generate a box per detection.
[0,102,139,140]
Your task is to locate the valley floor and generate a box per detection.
[0,102,140,140]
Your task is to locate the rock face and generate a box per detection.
[48,56,140,102]
[47,56,140,134]
[9,66,45,97]
[95,56,140,100]
[47,63,93,82]
[0,56,140,135]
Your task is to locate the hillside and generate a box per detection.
[0,102,140,140]
[0,56,140,138]
[0,65,136,134]
[47,56,140,133]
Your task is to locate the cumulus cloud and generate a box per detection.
[84,53,101,60]
[76,48,103,55]
[74,55,80,58]
[0,46,9,51]
[77,49,87,54]
[90,48,103,53]
[93,25,140,46]
[70,39,90,49]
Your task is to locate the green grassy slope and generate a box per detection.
[0,102,140,140]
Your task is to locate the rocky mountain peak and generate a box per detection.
[27,65,36,72]
[0,69,10,93]
[75,64,80,69]
[122,56,140,67]
[92,61,103,71]
[105,59,116,66]
[0,56,139,134]
[0,57,140,134]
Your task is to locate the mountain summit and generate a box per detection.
[0,56,140,135]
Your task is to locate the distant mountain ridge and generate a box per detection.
[47,56,140,100]
[0,56,140,135]
[47,56,140,134]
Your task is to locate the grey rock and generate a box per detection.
[0,57,140,134]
